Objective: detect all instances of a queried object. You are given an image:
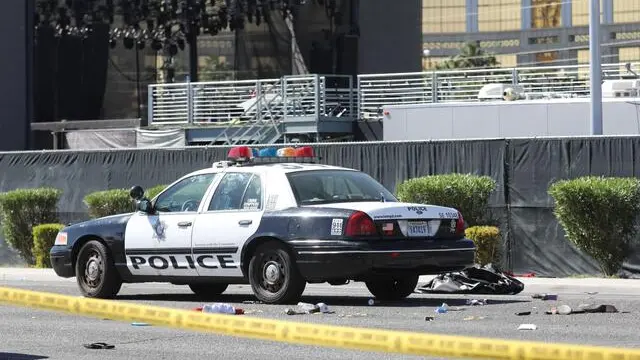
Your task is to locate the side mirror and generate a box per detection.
[129,185,145,200]
[136,199,154,214]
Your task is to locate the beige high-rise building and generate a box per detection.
[421,0,640,70]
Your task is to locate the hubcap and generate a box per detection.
[263,262,281,284]
[258,254,286,293]
[84,253,102,288]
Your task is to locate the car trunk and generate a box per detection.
[307,201,464,240]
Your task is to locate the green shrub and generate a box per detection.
[0,188,62,264]
[84,189,134,218]
[466,226,501,266]
[32,223,66,268]
[146,184,167,200]
[548,176,640,276]
[396,173,496,226]
[84,185,169,219]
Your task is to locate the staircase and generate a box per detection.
[148,74,356,145]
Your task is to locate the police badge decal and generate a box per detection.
[152,220,167,240]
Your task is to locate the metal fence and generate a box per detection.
[149,61,640,125]
[357,62,640,120]
[148,74,356,128]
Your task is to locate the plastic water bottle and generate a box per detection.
[434,303,449,314]
[202,303,243,315]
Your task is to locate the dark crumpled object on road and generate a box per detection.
[416,264,525,295]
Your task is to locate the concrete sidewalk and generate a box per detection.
[1,267,639,290]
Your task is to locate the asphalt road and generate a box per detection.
[1,270,639,360]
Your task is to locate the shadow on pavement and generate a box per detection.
[0,353,48,360]
[115,293,529,307]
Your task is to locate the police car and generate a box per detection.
[50,145,475,304]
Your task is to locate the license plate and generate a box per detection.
[407,221,429,237]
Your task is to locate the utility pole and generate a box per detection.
[589,0,603,135]
[186,0,199,82]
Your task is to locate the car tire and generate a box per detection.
[188,283,229,298]
[365,275,419,301]
[248,241,306,304]
[75,240,122,299]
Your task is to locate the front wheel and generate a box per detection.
[248,241,306,304]
[365,275,419,301]
[75,240,122,299]
[188,283,229,298]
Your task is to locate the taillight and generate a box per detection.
[456,211,465,235]
[345,211,378,236]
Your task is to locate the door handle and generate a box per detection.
[178,221,192,227]
[238,220,252,226]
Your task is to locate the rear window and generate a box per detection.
[286,170,397,205]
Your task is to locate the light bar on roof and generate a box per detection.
[226,145,316,164]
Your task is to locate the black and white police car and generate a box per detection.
[50,145,476,304]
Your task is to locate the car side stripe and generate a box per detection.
[125,247,238,255]
[296,248,475,255]
[192,247,239,254]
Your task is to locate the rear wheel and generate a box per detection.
[75,240,122,299]
[248,241,306,304]
[365,275,419,301]
[188,283,229,298]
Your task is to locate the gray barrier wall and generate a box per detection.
[1,137,639,277]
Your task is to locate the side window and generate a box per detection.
[208,173,259,211]
[154,174,218,213]
[240,174,262,210]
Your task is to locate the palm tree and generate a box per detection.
[436,41,500,70]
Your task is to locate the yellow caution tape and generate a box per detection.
[1,286,639,360]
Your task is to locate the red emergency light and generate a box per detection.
[227,146,253,162]
[294,146,314,157]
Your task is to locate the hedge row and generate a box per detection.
[396,174,640,276]
[0,184,166,267]
[2,174,639,276]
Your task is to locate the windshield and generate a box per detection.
[286,170,398,205]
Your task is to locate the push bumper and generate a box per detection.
[50,246,75,278]
[292,238,475,282]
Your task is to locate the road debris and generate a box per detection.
[416,264,524,295]
[83,342,115,350]
[518,324,537,331]
[434,303,449,313]
[515,311,531,316]
[201,303,244,315]
[242,300,263,304]
[532,293,558,300]
[337,313,369,318]
[286,302,333,315]
[463,316,486,321]
[131,322,151,326]
[425,316,435,321]
[579,304,618,313]
[466,299,487,306]
[546,305,585,315]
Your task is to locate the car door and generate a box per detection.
[190,170,264,277]
[124,172,220,277]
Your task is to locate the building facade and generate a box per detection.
[421,0,640,69]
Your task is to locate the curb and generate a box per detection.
[0,268,638,288]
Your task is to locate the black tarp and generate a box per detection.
[0,137,639,276]
[507,136,640,276]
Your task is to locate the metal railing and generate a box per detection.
[148,74,356,144]
[148,78,281,126]
[357,62,640,120]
